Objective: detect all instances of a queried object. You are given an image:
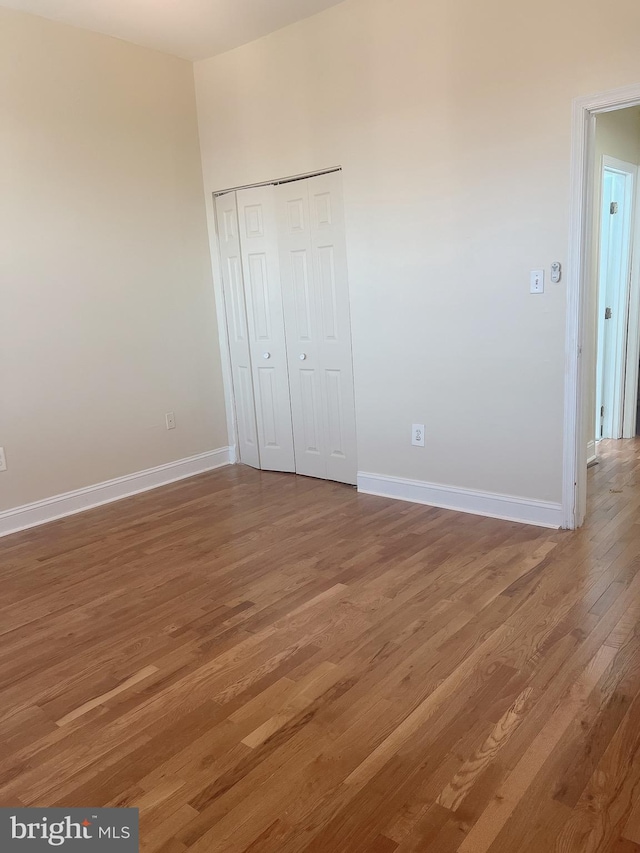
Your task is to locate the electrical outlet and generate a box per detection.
[411,424,425,447]
[0,447,6,472]
[165,412,176,430]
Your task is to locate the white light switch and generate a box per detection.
[530,270,544,294]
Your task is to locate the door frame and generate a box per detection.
[623,167,640,437]
[564,82,640,528]
[595,156,637,441]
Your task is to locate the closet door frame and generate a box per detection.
[213,168,357,479]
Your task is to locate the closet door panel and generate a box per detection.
[215,193,260,468]
[237,185,295,472]
[308,172,358,485]
[278,173,357,485]
[277,182,326,480]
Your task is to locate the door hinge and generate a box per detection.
[605,306,612,319]
[611,201,619,214]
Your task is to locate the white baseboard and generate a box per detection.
[357,472,563,529]
[0,447,233,538]
[587,439,597,467]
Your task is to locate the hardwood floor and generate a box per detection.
[1,440,640,852]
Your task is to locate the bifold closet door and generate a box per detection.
[214,192,260,468]
[235,185,296,473]
[277,172,357,485]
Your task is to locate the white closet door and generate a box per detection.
[277,173,357,484]
[277,182,326,480]
[307,172,357,484]
[236,185,295,473]
[215,192,260,468]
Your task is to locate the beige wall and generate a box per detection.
[585,108,640,456]
[1,8,227,511]
[196,0,640,504]
[595,110,640,166]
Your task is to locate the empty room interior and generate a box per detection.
[3,0,640,850]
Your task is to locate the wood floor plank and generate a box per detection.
[0,439,639,852]
[436,686,532,812]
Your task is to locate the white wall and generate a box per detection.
[0,8,227,512]
[195,0,640,505]
[585,108,640,459]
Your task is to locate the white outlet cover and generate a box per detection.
[530,269,544,294]
[0,447,6,472]
[412,424,425,447]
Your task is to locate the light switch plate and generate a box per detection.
[530,270,544,294]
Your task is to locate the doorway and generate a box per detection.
[565,92,640,528]
[594,156,636,443]
[214,169,358,486]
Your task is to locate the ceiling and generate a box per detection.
[1,0,347,61]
